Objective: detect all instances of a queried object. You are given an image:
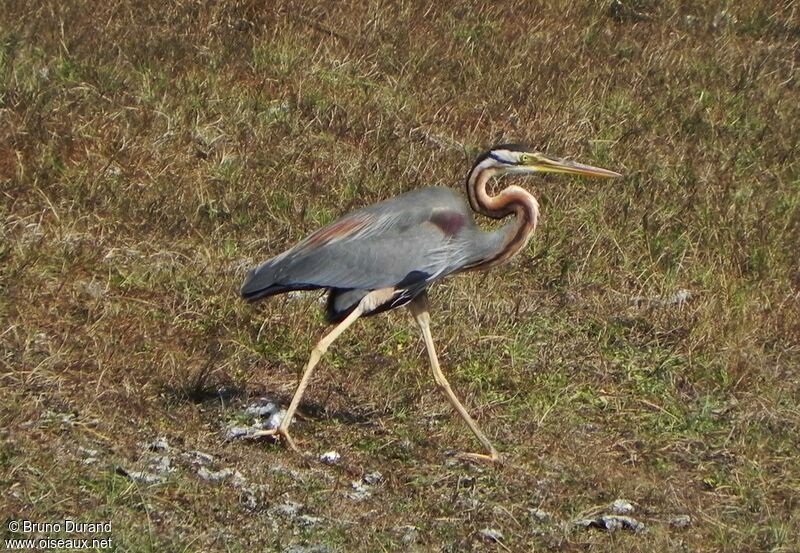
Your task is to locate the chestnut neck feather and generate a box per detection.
[465,162,540,269]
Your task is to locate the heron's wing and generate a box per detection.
[241,188,479,302]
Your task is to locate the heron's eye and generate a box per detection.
[519,154,533,165]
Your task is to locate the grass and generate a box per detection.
[2,0,799,551]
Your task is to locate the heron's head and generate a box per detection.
[479,143,622,179]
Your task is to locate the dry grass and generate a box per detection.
[1,1,799,551]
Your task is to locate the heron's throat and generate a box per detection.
[465,161,540,268]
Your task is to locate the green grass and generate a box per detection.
[2,1,799,551]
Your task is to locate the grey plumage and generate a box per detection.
[241,187,510,322]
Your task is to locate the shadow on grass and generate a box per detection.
[161,383,248,404]
[296,399,377,426]
[162,381,377,426]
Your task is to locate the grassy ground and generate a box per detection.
[2,1,798,551]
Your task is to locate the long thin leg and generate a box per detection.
[251,288,396,452]
[408,292,500,463]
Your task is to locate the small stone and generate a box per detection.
[78,447,99,457]
[197,467,225,481]
[348,480,372,501]
[283,545,335,553]
[182,450,215,466]
[149,455,174,474]
[297,514,324,527]
[363,471,383,485]
[242,492,258,511]
[246,401,278,418]
[670,514,692,528]
[128,471,164,484]
[478,528,504,543]
[668,289,692,306]
[267,410,287,430]
[43,411,77,426]
[269,464,304,481]
[225,426,252,440]
[610,499,635,515]
[273,501,303,518]
[602,516,624,532]
[231,471,248,486]
[116,466,165,484]
[529,508,552,523]
[575,515,646,533]
[319,451,341,464]
[455,496,480,510]
[197,467,243,483]
[238,481,266,505]
[148,437,170,452]
[610,515,646,533]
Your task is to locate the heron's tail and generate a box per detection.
[240,261,321,303]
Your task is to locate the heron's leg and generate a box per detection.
[251,288,397,452]
[408,293,500,463]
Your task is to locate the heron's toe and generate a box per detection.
[247,429,279,441]
[454,451,502,465]
[248,428,300,452]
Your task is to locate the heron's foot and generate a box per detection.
[454,450,502,464]
[248,428,300,452]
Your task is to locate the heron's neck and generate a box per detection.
[465,160,540,268]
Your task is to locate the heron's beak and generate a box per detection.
[526,154,622,179]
